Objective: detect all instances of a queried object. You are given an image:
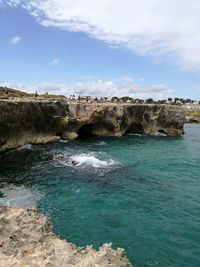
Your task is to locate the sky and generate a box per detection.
[0,0,200,99]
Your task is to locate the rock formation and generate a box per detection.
[184,109,200,123]
[0,205,132,267]
[0,98,185,152]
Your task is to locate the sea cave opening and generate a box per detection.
[125,122,144,135]
[157,129,167,135]
[77,124,96,138]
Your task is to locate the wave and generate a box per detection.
[71,154,117,168]
[95,141,107,146]
[53,153,119,169]
[128,132,167,137]
[154,132,167,137]
[0,184,42,209]
[16,144,33,151]
[128,133,142,136]
[6,144,33,154]
[59,140,68,143]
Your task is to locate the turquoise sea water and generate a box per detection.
[0,124,200,266]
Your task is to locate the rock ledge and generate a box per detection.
[0,205,132,267]
[0,98,185,152]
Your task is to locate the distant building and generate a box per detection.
[184,102,200,110]
[167,97,173,104]
[79,96,92,101]
[135,99,145,104]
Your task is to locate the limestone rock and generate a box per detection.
[0,98,186,152]
[184,110,200,123]
[0,205,132,267]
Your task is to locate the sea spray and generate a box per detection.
[53,152,119,169]
[1,125,200,266]
[0,184,42,209]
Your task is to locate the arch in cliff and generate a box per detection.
[158,129,167,134]
[125,122,144,135]
[77,121,116,138]
[77,124,95,138]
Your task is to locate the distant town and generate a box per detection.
[0,86,200,110]
[69,95,200,106]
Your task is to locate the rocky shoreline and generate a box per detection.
[0,98,185,153]
[0,205,132,267]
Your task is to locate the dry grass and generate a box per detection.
[0,87,66,99]
[0,87,32,98]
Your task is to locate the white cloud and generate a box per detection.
[50,58,59,65]
[10,36,22,45]
[3,0,200,71]
[0,0,20,7]
[151,84,171,93]
[0,77,172,99]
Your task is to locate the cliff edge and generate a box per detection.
[184,109,200,123]
[0,205,132,267]
[0,98,185,152]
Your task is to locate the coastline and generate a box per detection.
[0,204,132,267]
[0,97,185,153]
[0,123,200,266]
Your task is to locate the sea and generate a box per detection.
[0,123,200,267]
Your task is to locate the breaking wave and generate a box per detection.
[59,140,68,143]
[16,144,32,151]
[154,132,167,137]
[71,154,117,168]
[53,153,119,169]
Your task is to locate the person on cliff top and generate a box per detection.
[5,87,8,95]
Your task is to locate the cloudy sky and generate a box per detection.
[1,0,200,99]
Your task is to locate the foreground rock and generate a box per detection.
[0,205,132,267]
[0,98,185,152]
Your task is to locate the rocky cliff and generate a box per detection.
[185,109,200,123]
[0,98,185,152]
[0,205,132,267]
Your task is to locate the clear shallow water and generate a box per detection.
[0,124,200,266]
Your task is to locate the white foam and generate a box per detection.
[154,132,167,137]
[95,141,107,146]
[128,133,142,136]
[16,144,32,151]
[71,154,117,168]
[0,184,42,209]
[54,153,119,168]
[59,140,68,143]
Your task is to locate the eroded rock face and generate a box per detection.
[0,98,185,152]
[0,205,132,267]
[185,110,200,123]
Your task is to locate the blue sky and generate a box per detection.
[0,0,200,99]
